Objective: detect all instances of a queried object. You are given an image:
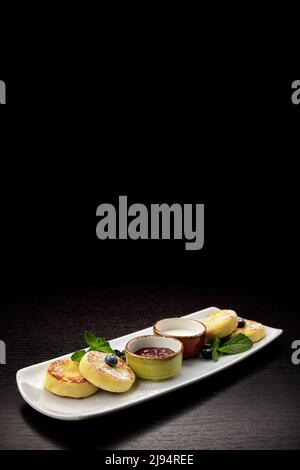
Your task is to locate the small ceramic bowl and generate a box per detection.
[125,335,183,380]
[153,318,206,358]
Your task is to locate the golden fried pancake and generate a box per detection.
[230,319,265,343]
[79,351,135,393]
[201,309,238,341]
[44,359,98,398]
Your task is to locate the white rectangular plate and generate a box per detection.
[16,307,283,420]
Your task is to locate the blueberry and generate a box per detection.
[105,354,118,366]
[120,355,126,362]
[114,349,122,357]
[121,350,126,356]
[201,347,213,359]
[237,317,246,328]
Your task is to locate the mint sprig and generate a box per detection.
[71,330,114,362]
[84,330,114,353]
[212,333,253,362]
[218,333,253,355]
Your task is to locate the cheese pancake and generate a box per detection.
[44,359,98,398]
[79,351,135,393]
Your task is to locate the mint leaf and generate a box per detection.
[212,336,221,362]
[218,333,253,355]
[84,330,114,354]
[212,336,221,349]
[71,349,87,362]
[84,330,100,349]
[91,342,114,354]
[212,348,219,362]
[95,337,114,353]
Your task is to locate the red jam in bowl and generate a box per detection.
[134,347,175,358]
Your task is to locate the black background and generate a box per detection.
[1,77,299,290]
[0,75,299,452]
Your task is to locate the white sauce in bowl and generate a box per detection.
[164,328,196,336]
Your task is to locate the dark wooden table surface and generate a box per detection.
[1,283,299,450]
